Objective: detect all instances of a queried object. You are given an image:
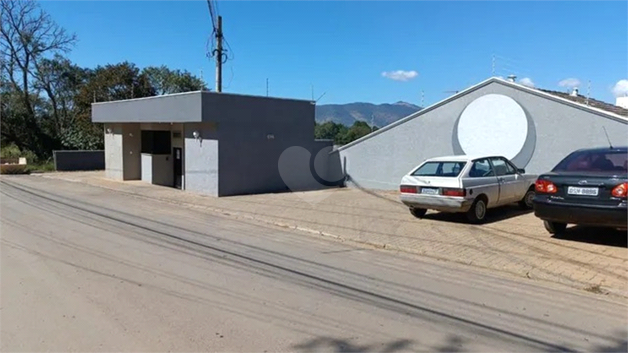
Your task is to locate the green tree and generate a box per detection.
[336,121,375,145]
[142,65,207,95]
[68,62,156,150]
[34,54,91,144]
[315,120,377,145]
[0,0,77,156]
[314,121,347,141]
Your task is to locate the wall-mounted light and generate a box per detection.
[193,131,201,140]
[106,127,113,134]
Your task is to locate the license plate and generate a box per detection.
[567,186,599,196]
[421,187,439,195]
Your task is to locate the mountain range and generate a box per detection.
[315,101,422,128]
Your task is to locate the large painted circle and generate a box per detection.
[456,94,528,160]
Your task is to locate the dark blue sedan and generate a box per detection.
[533,146,628,234]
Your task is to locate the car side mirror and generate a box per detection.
[517,168,525,174]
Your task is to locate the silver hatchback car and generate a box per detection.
[399,155,537,223]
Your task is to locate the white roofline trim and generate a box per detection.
[91,90,314,106]
[91,90,201,105]
[335,77,627,153]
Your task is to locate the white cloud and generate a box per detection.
[558,78,581,88]
[519,77,535,88]
[611,79,628,97]
[381,70,418,82]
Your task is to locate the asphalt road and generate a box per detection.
[1,176,626,353]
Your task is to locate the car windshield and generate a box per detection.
[552,150,628,175]
[412,161,467,177]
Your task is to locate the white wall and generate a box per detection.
[141,154,152,183]
[333,81,628,190]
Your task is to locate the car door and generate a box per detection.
[503,158,530,199]
[465,158,501,207]
[489,157,518,204]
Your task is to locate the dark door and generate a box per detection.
[173,147,183,189]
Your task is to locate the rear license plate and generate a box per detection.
[421,187,439,195]
[567,186,599,196]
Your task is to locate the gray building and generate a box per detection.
[92,91,333,196]
[328,77,628,190]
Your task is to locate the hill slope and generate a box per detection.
[315,101,422,127]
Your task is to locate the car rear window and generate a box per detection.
[412,161,467,177]
[553,150,628,174]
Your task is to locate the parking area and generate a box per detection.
[38,171,628,296]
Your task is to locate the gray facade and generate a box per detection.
[329,77,628,190]
[93,91,333,196]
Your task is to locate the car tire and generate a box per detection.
[544,220,567,235]
[518,189,535,209]
[466,197,487,224]
[410,207,427,218]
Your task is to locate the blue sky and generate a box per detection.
[40,1,627,106]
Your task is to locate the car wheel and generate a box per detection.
[410,207,427,218]
[518,189,535,209]
[466,197,487,224]
[544,220,567,235]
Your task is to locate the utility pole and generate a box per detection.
[266,78,269,96]
[215,16,223,93]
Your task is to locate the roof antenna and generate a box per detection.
[602,126,614,149]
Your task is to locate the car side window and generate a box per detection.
[490,157,515,176]
[501,158,517,175]
[469,159,495,178]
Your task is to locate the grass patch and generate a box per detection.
[27,161,55,173]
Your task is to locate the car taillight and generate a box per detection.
[442,188,466,197]
[535,180,557,193]
[400,185,417,193]
[611,183,628,198]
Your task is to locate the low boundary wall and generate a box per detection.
[53,150,105,171]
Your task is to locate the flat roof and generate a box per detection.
[91,90,314,106]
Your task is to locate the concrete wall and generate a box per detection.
[332,81,628,190]
[219,133,335,196]
[53,150,105,171]
[104,124,123,180]
[184,123,219,196]
[92,92,202,123]
[199,92,325,196]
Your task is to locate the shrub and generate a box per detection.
[0,144,38,164]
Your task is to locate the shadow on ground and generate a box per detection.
[552,226,628,248]
[422,205,532,225]
[291,337,415,353]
